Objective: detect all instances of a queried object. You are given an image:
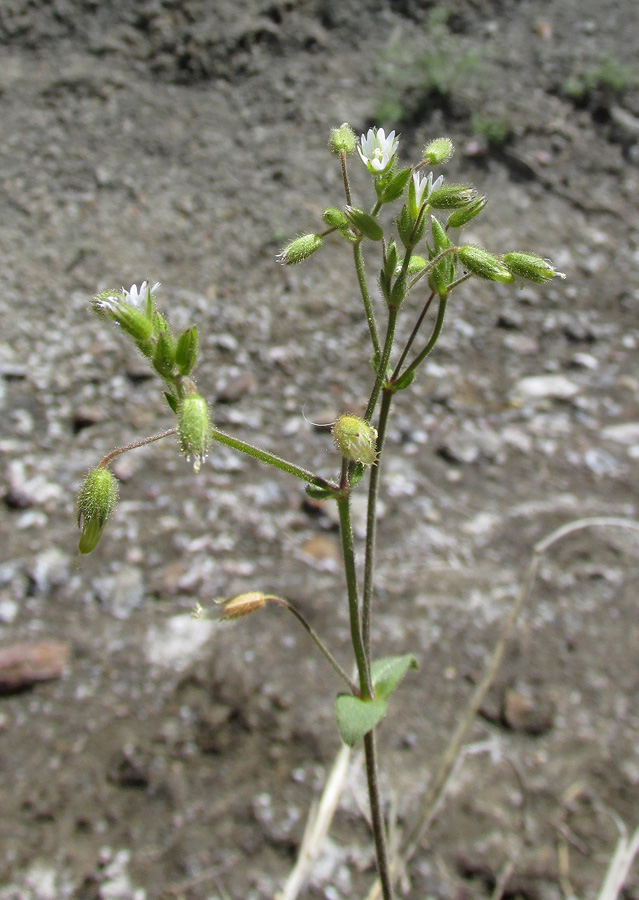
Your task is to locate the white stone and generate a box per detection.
[602,422,639,444]
[145,614,217,671]
[511,374,579,402]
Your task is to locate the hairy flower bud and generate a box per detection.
[328,123,357,156]
[423,136,455,166]
[458,246,515,284]
[332,415,378,466]
[428,184,478,210]
[220,591,267,620]
[344,207,383,241]
[91,290,154,342]
[323,208,350,231]
[277,233,323,265]
[76,466,119,554]
[447,195,487,228]
[178,393,212,472]
[502,252,566,283]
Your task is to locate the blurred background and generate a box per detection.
[1,1,639,898]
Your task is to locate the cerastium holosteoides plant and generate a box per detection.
[76,124,564,898]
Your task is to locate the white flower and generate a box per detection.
[413,171,444,208]
[123,281,160,309]
[357,127,399,176]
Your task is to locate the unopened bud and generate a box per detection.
[431,216,452,253]
[428,184,478,210]
[458,246,515,284]
[406,254,426,277]
[277,233,323,265]
[344,207,383,241]
[328,123,357,156]
[153,329,176,378]
[76,466,119,554]
[423,137,455,166]
[332,415,378,466]
[502,252,566,283]
[447,195,487,228]
[178,393,213,472]
[221,591,267,620]
[323,208,350,231]
[175,326,199,375]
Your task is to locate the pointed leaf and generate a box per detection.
[371,654,418,701]
[381,167,411,204]
[164,392,179,413]
[344,207,383,242]
[335,694,387,747]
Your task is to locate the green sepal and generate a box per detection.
[164,392,179,413]
[378,167,411,204]
[305,484,341,502]
[431,216,452,253]
[371,654,418,701]
[384,241,398,282]
[153,330,176,378]
[406,255,426,277]
[135,338,154,359]
[335,694,387,747]
[344,207,383,242]
[458,245,515,283]
[389,273,407,309]
[175,326,199,375]
[397,205,414,249]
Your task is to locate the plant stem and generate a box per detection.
[392,291,436,379]
[354,241,381,359]
[364,730,394,900]
[365,305,399,423]
[340,149,352,207]
[336,495,371,698]
[210,427,334,490]
[267,596,358,694]
[99,428,177,467]
[362,387,393,655]
[399,294,448,383]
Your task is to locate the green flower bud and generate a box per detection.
[178,393,213,472]
[423,137,455,166]
[458,246,515,284]
[328,123,357,156]
[344,207,383,241]
[277,233,323,265]
[328,122,357,156]
[431,216,452,253]
[502,252,566,283]
[397,205,414,249]
[153,329,176,378]
[428,184,478,210]
[384,241,398,282]
[332,415,378,466]
[447,195,487,228]
[76,466,119,554]
[175,326,199,376]
[323,208,350,231]
[389,273,407,309]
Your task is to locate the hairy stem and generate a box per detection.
[337,495,371,697]
[354,241,381,359]
[399,294,448,383]
[365,305,399,423]
[99,428,177,467]
[362,387,393,655]
[210,427,334,490]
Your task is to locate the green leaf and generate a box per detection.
[305,484,341,501]
[371,654,418,700]
[335,695,387,747]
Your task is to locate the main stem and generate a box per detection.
[362,387,393,653]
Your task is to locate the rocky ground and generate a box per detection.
[2,1,639,898]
